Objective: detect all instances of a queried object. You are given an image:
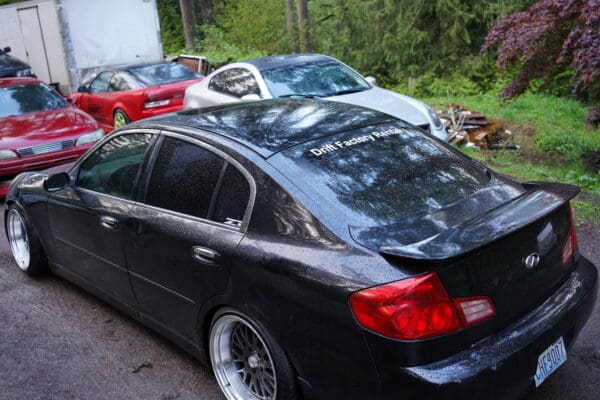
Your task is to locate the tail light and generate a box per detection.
[144,99,171,109]
[561,204,578,267]
[144,93,172,109]
[349,272,495,340]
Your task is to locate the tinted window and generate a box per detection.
[146,137,224,219]
[209,68,260,98]
[90,72,113,93]
[262,60,370,98]
[129,62,200,86]
[78,133,153,199]
[212,165,250,226]
[0,83,67,118]
[271,123,489,226]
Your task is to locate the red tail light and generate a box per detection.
[562,204,578,267]
[349,272,495,340]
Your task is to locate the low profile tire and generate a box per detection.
[5,205,48,276]
[209,308,299,400]
[113,109,130,129]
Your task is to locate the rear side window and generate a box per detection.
[145,137,224,219]
[208,68,260,98]
[212,165,250,227]
[109,73,139,92]
[78,133,153,199]
[90,72,113,93]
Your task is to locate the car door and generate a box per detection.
[87,71,114,126]
[206,67,263,105]
[124,133,254,341]
[47,131,157,308]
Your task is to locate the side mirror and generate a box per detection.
[3,46,11,54]
[365,76,377,86]
[44,172,70,192]
[77,85,89,93]
[241,93,261,101]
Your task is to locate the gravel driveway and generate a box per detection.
[0,204,598,400]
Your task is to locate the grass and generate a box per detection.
[572,199,600,227]
[425,92,600,224]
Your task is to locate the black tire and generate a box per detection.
[5,204,48,276]
[113,109,130,129]
[209,307,300,400]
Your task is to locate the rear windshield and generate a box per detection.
[129,63,201,86]
[271,123,489,226]
[0,83,67,118]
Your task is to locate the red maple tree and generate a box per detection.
[483,0,599,126]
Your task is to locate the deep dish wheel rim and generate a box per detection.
[7,209,30,270]
[210,314,277,400]
[114,111,127,128]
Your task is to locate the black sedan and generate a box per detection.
[4,99,597,400]
[0,46,34,78]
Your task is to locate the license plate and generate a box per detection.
[534,336,567,387]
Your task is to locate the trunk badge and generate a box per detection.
[524,253,541,269]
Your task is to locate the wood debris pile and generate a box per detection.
[439,104,519,150]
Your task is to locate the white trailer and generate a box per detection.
[0,0,163,94]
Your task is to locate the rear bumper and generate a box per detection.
[378,256,597,399]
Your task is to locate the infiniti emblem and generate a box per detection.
[523,253,541,269]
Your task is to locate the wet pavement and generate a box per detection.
[0,206,598,400]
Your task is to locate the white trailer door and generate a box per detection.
[18,6,51,83]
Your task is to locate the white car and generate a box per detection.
[183,54,448,141]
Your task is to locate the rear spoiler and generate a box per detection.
[375,183,579,262]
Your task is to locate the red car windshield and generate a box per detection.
[128,63,201,87]
[0,83,67,118]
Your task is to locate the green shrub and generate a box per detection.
[199,27,267,67]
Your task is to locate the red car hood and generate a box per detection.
[0,106,99,150]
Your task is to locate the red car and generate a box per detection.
[0,77,104,197]
[69,62,204,132]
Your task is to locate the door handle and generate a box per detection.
[192,246,220,265]
[100,215,119,230]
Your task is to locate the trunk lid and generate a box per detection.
[350,182,579,329]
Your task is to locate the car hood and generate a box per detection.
[327,87,430,126]
[0,107,99,150]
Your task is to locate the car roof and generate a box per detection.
[145,99,396,158]
[0,77,42,87]
[91,61,178,75]
[241,54,337,71]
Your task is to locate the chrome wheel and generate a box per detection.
[7,208,30,271]
[113,110,128,128]
[210,314,277,400]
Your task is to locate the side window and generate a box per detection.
[145,137,225,219]
[90,72,113,93]
[208,68,260,98]
[77,133,153,199]
[212,165,250,227]
[109,73,133,92]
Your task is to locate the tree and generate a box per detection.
[482,0,599,104]
[297,0,312,52]
[197,0,212,25]
[179,0,196,50]
[285,0,297,51]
